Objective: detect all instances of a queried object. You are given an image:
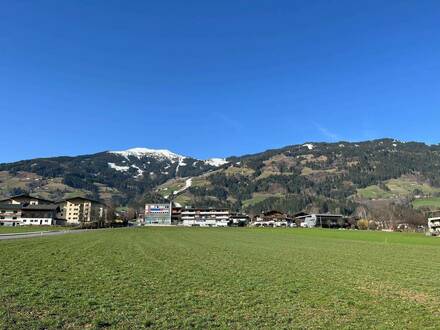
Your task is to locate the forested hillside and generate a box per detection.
[161,139,440,221]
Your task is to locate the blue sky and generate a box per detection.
[1,1,440,162]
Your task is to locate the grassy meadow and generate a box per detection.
[0,225,70,234]
[0,228,439,329]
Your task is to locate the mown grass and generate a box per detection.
[0,225,70,234]
[0,228,439,329]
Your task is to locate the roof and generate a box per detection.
[0,194,54,204]
[263,210,286,216]
[182,207,229,212]
[230,214,250,219]
[0,203,22,210]
[60,196,104,205]
[293,211,309,217]
[295,213,344,219]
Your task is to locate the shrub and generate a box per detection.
[357,219,369,230]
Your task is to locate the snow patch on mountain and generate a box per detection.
[108,163,130,172]
[303,144,314,150]
[205,158,228,167]
[175,157,187,175]
[131,165,144,177]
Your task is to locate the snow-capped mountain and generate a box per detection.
[0,147,228,205]
[109,148,185,162]
[106,148,229,175]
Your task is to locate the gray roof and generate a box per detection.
[0,203,22,210]
[59,196,106,206]
[22,204,59,211]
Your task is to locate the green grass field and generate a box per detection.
[1,228,439,329]
[0,225,69,234]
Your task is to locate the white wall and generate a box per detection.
[21,218,54,226]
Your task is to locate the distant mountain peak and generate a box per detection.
[108,148,185,161]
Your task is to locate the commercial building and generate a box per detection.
[144,203,172,225]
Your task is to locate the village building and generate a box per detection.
[0,204,22,227]
[252,210,294,227]
[0,194,53,206]
[0,193,66,227]
[21,204,66,226]
[59,197,107,225]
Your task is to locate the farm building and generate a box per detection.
[229,214,250,227]
[295,213,349,228]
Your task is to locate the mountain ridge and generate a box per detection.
[0,139,439,222]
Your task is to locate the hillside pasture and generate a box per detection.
[412,197,440,209]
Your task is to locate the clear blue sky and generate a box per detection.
[1,1,440,162]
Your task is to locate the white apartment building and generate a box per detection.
[181,208,230,227]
